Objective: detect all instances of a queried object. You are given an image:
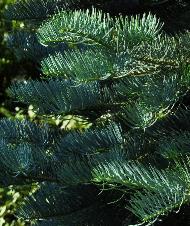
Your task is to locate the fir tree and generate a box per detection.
[1,0,190,225]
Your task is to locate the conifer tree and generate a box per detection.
[1,0,190,225]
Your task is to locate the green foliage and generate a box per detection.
[1,0,190,226]
[0,1,24,224]
[4,0,79,21]
[0,0,14,100]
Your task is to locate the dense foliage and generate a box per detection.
[0,0,40,119]
[0,0,14,105]
[1,0,190,225]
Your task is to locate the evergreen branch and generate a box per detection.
[3,1,190,225]
[123,130,151,160]
[8,78,146,116]
[41,47,162,82]
[17,183,96,220]
[0,118,59,145]
[38,9,163,52]
[130,35,181,67]
[57,122,123,156]
[7,31,69,61]
[158,131,190,159]
[118,102,159,129]
[91,159,181,190]
[41,48,115,81]
[146,106,190,138]
[127,157,190,224]
[0,119,61,179]
[115,13,163,51]
[37,8,115,49]
[47,147,125,185]
[8,79,102,115]
[17,182,119,226]
[176,31,190,62]
[0,139,33,176]
[127,186,188,225]
[116,65,189,129]
[4,0,79,21]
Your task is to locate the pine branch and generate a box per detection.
[41,48,115,81]
[7,31,69,61]
[115,13,163,51]
[8,79,102,115]
[3,1,190,225]
[4,0,79,21]
[57,122,123,156]
[16,182,122,226]
[37,9,162,52]
[127,186,187,225]
[37,8,115,49]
